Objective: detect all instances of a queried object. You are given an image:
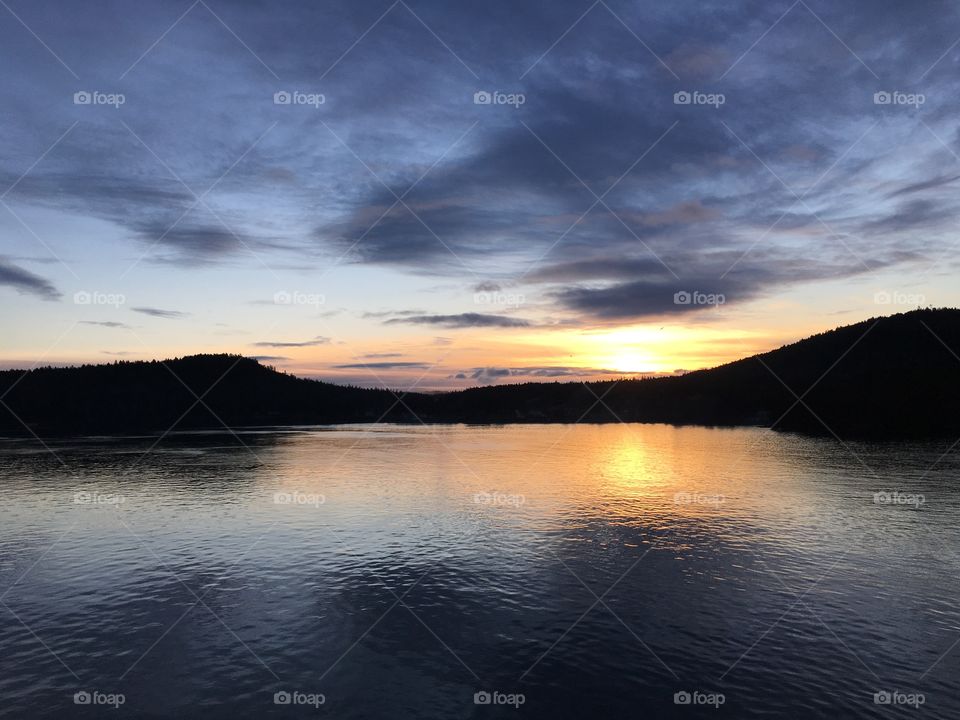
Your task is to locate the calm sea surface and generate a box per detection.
[0,424,958,719]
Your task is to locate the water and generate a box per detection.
[0,424,958,718]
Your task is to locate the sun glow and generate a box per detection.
[588,326,690,374]
[608,350,658,374]
[570,324,769,376]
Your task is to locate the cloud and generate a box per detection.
[886,173,960,198]
[130,224,248,263]
[80,321,130,329]
[861,199,956,235]
[661,44,732,79]
[528,244,918,319]
[467,366,619,382]
[252,336,330,348]
[0,259,60,300]
[385,313,531,328]
[620,200,721,227]
[3,0,960,329]
[527,257,668,284]
[333,361,431,370]
[362,310,423,319]
[250,355,289,362]
[131,307,189,319]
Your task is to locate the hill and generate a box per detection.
[410,308,960,439]
[2,309,958,439]
[0,354,410,436]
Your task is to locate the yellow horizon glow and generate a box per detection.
[1,303,837,388]
[509,323,774,376]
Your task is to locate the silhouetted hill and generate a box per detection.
[410,308,960,439]
[0,354,412,436]
[2,309,958,439]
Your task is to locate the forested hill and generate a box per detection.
[2,308,958,439]
[412,307,960,439]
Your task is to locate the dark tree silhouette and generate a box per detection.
[2,309,959,439]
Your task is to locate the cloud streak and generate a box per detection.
[333,361,431,370]
[385,313,531,328]
[0,259,60,300]
[131,307,190,319]
[80,321,131,329]
[252,336,330,348]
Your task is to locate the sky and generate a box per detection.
[0,0,957,389]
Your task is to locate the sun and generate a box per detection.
[608,350,657,374]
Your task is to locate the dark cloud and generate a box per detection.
[468,366,619,383]
[527,257,668,284]
[0,259,60,300]
[300,0,960,319]
[130,224,248,262]
[131,307,189,319]
[385,313,531,328]
[473,367,511,380]
[250,355,289,362]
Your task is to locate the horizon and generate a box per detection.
[1,306,945,390]
[2,0,958,389]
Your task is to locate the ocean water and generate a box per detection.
[0,424,957,718]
